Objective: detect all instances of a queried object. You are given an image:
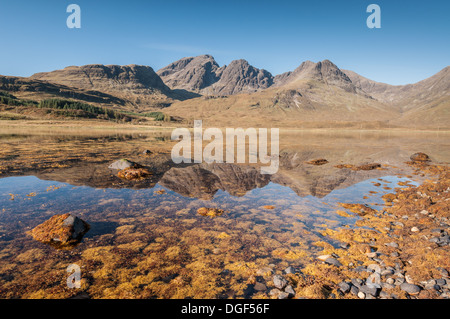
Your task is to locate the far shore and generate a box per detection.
[0,119,449,134]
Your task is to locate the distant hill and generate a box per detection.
[30,64,193,109]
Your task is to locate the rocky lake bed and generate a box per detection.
[0,129,448,299]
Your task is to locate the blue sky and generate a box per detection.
[0,0,448,85]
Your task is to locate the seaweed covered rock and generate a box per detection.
[410,152,430,162]
[30,213,90,249]
[306,159,329,165]
[117,167,152,180]
[197,207,225,218]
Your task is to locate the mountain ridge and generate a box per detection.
[0,55,448,129]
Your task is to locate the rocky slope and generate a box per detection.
[156,55,221,92]
[30,64,182,108]
[157,55,274,95]
[0,75,127,106]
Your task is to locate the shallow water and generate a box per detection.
[0,129,448,298]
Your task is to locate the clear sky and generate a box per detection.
[0,0,448,85]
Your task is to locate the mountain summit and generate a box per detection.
[157,55,274,95]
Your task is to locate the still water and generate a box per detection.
[0,130,447,298]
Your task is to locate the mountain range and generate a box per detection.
[0,55,448,128]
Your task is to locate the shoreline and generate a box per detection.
[1,119,450,134]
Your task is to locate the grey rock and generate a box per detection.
[284,266,298,275]
[354,265,367,273]
[272,275,288,289]
[360,284,380,297]
[390,251,400,258]
[351,278,363,288]
[338,282,351,294]
[400,283,422,295]
[108,159,138,170]
[436,278,447,286]
[62,215,89,240]
[277,292,290,299]
[269,288,282,298]
[284,285,295,296]
[350,285,359,295]
[324,257,342,267]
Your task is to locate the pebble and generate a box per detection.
[411,227,420,232]
[386,278,395,285]
[357,291,365,299]
[400,283,422,295]
[272,275,288,289]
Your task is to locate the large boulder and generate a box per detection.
[30,213,90,249]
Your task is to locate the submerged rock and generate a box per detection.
[30,213,90,249]
[356,163,382,170]
[197,207,225,218]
